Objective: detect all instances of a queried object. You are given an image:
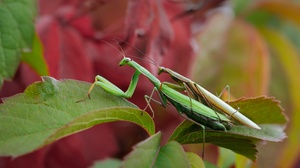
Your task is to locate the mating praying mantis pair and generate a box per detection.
[82,43,261,132]
[79,43,261,158]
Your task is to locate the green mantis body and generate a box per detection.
[158,67,261,130]
[90,57,232,131]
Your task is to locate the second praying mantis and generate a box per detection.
[158,67,261,130]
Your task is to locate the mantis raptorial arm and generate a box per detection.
[90,71,141,98]
[160,82,186,91]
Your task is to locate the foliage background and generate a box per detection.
[0,0,299,167]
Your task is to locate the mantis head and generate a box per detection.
[119,57,132,66]
[158,67,166,75]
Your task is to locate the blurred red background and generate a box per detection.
[0,0,227,167]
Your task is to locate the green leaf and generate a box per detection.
[204,160,219,168]
[186,152,205,168]
[153,141,191,168]
[235,154,250,168]
[0,0,36,87]
[91,158,121,168]
[228,96,287,125]
[169,121,258,160]
[217,147,235,168]
[121,132,161,168]
[0,77,155,157]
[121,132,193,168]
[21,33,49,76]
[169,96,287,160]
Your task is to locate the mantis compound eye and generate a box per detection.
[119,57,132,66]
[124,57,132,62]
[158,67,166,75]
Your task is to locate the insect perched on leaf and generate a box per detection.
[79,41,235,132]
[79,41,261,158]
[157,67,261,130]
[81,40,262,130]
[84,56,233,131]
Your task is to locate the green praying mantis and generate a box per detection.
[86,56,232,131]
[82,46,261,131]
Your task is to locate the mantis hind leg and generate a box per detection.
[201,125,206,158]
[218,85,241,119]
[180,114,206,158]
[144,88,159,118]
[218,85,230,100]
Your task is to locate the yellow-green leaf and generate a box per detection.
[260,27,300,168]
[21,33,49,76]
